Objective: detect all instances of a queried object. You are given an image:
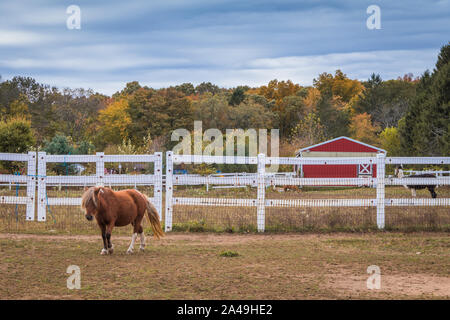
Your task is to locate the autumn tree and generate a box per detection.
[313,70,363,138]
[96,98,132,147]
[9,94,29,119]
[349,113,380,145]
[258,79,302,107]
[313,70,363,104]
[291,112,325,147]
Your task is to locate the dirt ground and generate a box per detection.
[0,232,449,299]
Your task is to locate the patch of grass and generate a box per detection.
[219,250,239,257]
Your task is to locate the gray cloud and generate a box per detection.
[0,0,448,94]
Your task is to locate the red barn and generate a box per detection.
[295,137,386,178]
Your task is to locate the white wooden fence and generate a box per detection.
[35,152,163,221]
[1,151,449,232]
[0,152,36,221]
[164,152,450,232]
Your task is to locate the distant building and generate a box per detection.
[295,136,386,178]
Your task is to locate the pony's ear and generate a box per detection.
[93,187,104,206]
[84,186,89,191]
[94,187,103,196]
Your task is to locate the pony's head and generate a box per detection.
[394,165,404,178]
[81,186,104,221]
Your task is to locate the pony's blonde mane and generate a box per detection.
[81,186,97,209]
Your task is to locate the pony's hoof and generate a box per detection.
[108,244,114,254]
[101,248,108,255]
[139,247,145,252]
[126,249,133,254]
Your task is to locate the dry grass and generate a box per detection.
[0,185,449,234]
[0,232,448,299]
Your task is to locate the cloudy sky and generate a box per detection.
[0,0,448,95]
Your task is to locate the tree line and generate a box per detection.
[0,43,448,173]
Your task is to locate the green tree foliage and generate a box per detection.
[193,94,231,131]
[399,43,450,156]
[435,41,450,71]
[0,76,59,144]
[43,134,74,155]
[356,74,417,129]
[195,82,220,95]
[127,87,193,147]
[229,100,276,129]
[0,117,35,153]
[175,83,195,96]
[0,117,35,172]
[228,86,246,106]
[379,127,401,156]
[43,134,91,175]
[112,81,142,98]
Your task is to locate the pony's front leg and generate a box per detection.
[127,233,138,254]
[106,224,114,254]
[99,225,108,255]
[101,233,108,255]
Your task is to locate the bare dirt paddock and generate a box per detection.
[0,232,449,300]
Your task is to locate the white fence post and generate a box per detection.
[376,153,386,229]
[26,151,37,221]
[165,151,174,232]
[257,153,266,232]
[96,152,104,186]
[37,152,47,221]
[154,152,163,220]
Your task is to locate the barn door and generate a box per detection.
[358,163,372,175]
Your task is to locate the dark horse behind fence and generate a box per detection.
[394,165,438,198]
[81,186,164,255]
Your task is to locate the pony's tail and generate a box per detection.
[145,200,164,239]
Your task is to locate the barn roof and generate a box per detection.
[296,136,386,155]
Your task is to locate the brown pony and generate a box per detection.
[81,186,164,255]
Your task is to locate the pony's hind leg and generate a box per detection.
[127,217,144,254]
[127,233,137,254]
